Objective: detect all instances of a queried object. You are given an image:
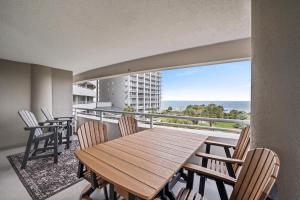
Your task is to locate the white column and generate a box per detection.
[31,65,52,121]
[96,80,99,102]
[136,74,138,111]
[128,76,131,106]
[143,73,146,113]
[251,1,300,199]
[150,73,152,109]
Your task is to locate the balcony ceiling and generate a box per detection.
[0,0,250,74]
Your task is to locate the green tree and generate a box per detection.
[200,104,224,118]
[224,109,248,120]
[149,108,157,114]
[183,105,205,116]
[123,106,135,112]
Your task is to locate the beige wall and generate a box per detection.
[251,0,300,198]
[52,68,73,117]
[31,65,53,121]
[0,59,73,149]
[0,59,32,149]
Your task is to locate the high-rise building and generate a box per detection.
[98,72,161,112]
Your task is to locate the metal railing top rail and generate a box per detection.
[73,101,95,105]
[73,107,249,125]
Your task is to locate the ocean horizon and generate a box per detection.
[161,100,251,112]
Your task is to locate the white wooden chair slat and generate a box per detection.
[18,109,59,169]
[41,107,54,120]
[19,110,43,136]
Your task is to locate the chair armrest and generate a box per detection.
[54,116,74,120]
[183,162,236,186]
[195,152,244,165]
[38,121,51,125]
[46,119,69,123]
[205,140,236,149]
[24,124,62,130]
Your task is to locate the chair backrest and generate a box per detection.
[41,107,54,120]
[77,121,108,149]
[118,116,138,137]
[232,126,250,172]
[233,126,250,159]
[18,110,43,137]
[230,148,280,200]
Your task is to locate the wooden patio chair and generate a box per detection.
[118,116,138,137]
[41,107,73,149]
[180,148,280,200]
[202,126,250,159]
[194,126,250,196]
[77,121,109,200]
[18,110,62,169]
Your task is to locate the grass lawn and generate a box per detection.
[213,122,237,129]
[159,118,239,129]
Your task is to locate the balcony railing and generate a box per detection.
[73,100,95,105]
[73,107,249,134]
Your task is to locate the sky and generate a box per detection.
[161,60,251,101]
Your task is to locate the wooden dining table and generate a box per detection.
[75,127,207,200]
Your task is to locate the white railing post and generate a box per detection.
[99,111,103,122]
[149,115,153,129]
[74,108,77,131]
[209,120,214,131]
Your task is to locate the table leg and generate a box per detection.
[66,121,71,149]
[77,161,84,178]
[109,183,117,200]
[186,171,194,189]
[164,183,175,200]
[128,193,137,200]
[169,171,182,189]
[158,190,167,200]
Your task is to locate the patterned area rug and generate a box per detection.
[7,140,82,200]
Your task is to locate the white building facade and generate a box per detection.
[73,81,96,104]
[98,72,161,112]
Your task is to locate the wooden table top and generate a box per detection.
[75,127,207,200]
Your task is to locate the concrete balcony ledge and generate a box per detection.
[73,85,96,97]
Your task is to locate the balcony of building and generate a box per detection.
[73,85,96,98]
[130,80,137,84]
[0,1,299,200]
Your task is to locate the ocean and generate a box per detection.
[161,101,251,112]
